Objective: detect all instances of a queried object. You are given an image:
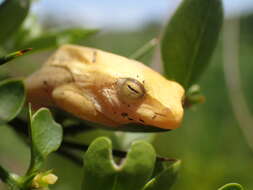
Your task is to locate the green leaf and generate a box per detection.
[11,14,42,50]
[218,183,244,190]
[19,28,98,51]
[82,137,156,190]
[161,0,223,89]
[0,80,25,122]
[27,108,63,174]
[143,161,180,190]
[115,132,155,149]
[0,48,32,65]
[0,0,30,44]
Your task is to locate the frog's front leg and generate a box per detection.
[52,84,117,126]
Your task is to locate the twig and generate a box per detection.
[129,38,158,60]
[223,18,253,151]
[0,48,32,65]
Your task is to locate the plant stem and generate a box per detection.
[223,18,253,151]
[0,165,17,188]
[129,38,158,60]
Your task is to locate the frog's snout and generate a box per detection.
[136,103,184,130]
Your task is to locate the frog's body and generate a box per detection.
[25,44,184,130]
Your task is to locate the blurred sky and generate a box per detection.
[32,0,253,29]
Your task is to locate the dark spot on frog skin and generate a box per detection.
[121,112,133,121]
[128,117,133,121]
[43,81,50,92]
[121,112,128,117]
[139,119,145,123]
[43,80,48,86]
[92,51,97,63]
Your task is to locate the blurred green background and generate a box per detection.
[1,1,253,190]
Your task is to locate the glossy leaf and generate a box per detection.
[161,0,223,89]
[19,28,98,51]
[0,0,30,44]
[143,161,180,190]
[0,80,25,122]
[82,137,156,190]
[218,183,244,190]
[27,108,63,174]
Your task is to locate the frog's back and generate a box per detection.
[47,44,167,82]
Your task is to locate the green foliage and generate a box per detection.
[18,28,98,52]
[0,48,32,65]
[0,48,31,123]
[0,80,25,123]
[82,137,156,190]
[161,0,223,89]
[0,166,17,188]
[143,161,180,190]
[0,108,63,190]
[218,183,244,190]
[82,137,181,190]
[27,108,63,174]
[0,0,30,44]
[0,0,97,54]
[0,0,248,189]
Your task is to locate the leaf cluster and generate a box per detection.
[0,0,246,189]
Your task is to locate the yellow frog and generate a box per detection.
[25,44,185,130]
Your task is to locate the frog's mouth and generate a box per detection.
[117,123,170,132]
[79,119,170,132]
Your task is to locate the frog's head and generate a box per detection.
[97,77,185,130]
[113,76,185,130]
[87,49,185,130]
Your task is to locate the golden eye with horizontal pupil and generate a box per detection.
[118,78,145,101]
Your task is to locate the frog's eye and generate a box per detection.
[118,78,145,102]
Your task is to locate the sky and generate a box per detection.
[30,0,253,29]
